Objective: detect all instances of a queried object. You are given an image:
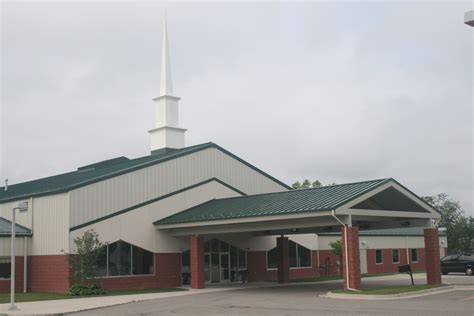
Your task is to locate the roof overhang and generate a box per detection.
[155,179,439,237]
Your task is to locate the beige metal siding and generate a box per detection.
[0,237,28,256]
[69,148,288,228]
[0,200,32,229]
[318,235,448,252]
[30,193,69,255]
[70,180,241,253]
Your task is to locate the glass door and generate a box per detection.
[204,254,211,283]
[211,254,220,283]
[220,253,230,282]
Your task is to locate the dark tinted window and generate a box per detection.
[289,241,297,268]
[375,250,383,264]
[132,245,154,275]
[442,255,460,262]
[411,249,418,262]
[96,247,107,277]
[0,257,10,279]
[297,245,311,267]
[392,249,399,263]
[108,241,131,276]
[267,247,279,269]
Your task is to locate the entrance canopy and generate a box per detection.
[154,178,440,236]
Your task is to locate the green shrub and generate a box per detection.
[69,283,106,296]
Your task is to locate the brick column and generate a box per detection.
[277,236,289,283]
[341,227,361,290]
[424,228,442,285]
[190,236,205,289]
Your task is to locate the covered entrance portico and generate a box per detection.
[155,179,442,290]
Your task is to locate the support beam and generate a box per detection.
[277,236,289,283]
[341,227,361,290]
[424,228,442,285]
[190,236,205,289]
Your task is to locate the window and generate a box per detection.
[267,240,311,269]
[392,249,399,264]
[0,257,11,279]
[411,249,418,262]
[97,240,154,277]
[267,247,279,269]
[375,250,383,264]
[108,241,132,276]
[200,239,247,283]
[132,246,154,275]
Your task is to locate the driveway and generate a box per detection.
[70,275,473,316]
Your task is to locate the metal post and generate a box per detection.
[9,209,17,310]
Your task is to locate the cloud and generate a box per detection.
[1,1,472,214]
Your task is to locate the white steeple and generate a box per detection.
[148,13,186,153]
[160,13,173,96]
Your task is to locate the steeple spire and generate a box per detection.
[148,13,187,153]
[160,13,173,96]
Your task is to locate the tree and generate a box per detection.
[292,179,323,189]
[330,240,343,274]
[69,230,107,285]
[423,193,474,254]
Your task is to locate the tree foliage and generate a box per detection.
[423,193,473,254]
[330,239,343,260]
[69,229,107,285]
[292,179,322,189]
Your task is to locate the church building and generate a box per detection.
[0,17,445,293]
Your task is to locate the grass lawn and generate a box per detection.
[333,284,444,295]
[292,272,397,283]
[0,287,187,304]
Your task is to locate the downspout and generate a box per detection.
[23,236,27,293]
[331,209,359,292]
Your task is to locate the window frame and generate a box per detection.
[392,249,400,264]
[375,249,383,265]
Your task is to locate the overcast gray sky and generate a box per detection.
[1,1,473,215]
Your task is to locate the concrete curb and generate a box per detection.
[320,285,474,300]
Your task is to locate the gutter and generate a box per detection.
[331,209,360,292]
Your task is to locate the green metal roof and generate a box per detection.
[318,227,446,237]
[0,142,290,203]
[0,217,32,237]
[156,178,391,225]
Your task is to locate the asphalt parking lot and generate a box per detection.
[70,275,473,316]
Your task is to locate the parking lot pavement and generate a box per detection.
[70,279,473,316]
[442,273,474,285]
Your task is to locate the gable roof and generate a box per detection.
[0,142,290,203]
[156,178,391,225]
[0,217,32,237]
[318,227,446,237]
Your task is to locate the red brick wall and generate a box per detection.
[101,253,181,290]
[247,250,319,282]
[29,255,70,293]
[25,253,182,294]
[366,248,426,274]
[0,256,25,293]
[318,250,342,276]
